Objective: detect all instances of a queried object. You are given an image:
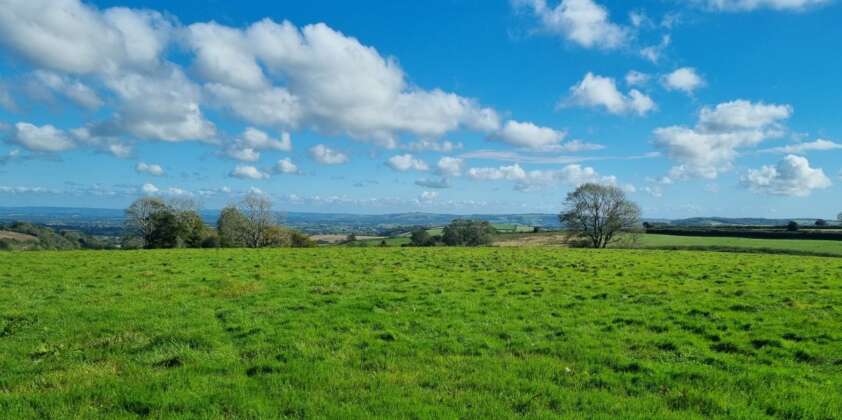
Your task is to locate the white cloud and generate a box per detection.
[654,100,793,179]
[7,122,75,152]
[223,127,292,162]
[762,139,842,154]
[494,120,567,149]
[467,162,616,191]
[275,158,299,174]
[640,35,671,63]
[566,73,656,116]
[437,157,464,177]
[662,67,705,94]
[199,19,500,147]
[516,0,629,49]
[0,0,172,74]
[141,183,159,194]
[230,165,270,180]
[69,126,132,158]
[625,70,650,87]
[419,191,439,201]
[702,0,830,12]
[136,162,164,176]
[405,139,462,153]
[386,154,429,172]
[742,155,831,196]
[30,70,103,109]
[309,144,348,165]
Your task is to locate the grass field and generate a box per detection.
[1,248,841,418]
[637,234,842,257]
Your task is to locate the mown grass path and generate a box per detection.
[1,248,840,418]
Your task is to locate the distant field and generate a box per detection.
[0,230,37,242]
[637,234,842,256]
[1,248,840,418]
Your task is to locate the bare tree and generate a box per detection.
[240,193,276,248]
[560,183,641,249]
[125,197,169,246]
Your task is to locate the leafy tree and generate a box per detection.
[146,211,183,249]
[177,210,206,248]
[290,231,316,248]
[787,221,799,232]
[442,220,495,246]
[217,206,249,247]
[815,219,828,227]
[560,183,641,249]
[410,228,432,246]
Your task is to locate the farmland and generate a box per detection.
[1,248,841,418]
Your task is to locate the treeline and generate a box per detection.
[0,222,112,251]
[645,227,842,241]
[124,193,314,249]
[407,220,496,247]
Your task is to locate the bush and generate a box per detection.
[442,220,495,247]
[786,221,799,232]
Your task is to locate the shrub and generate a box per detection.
[442,220,495,247]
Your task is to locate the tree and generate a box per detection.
[442,220,495,246]
[217,206,249,248]
[410,228,432,246]
[177,210,206,248]
[125,197,169,246]
[559,183,641,249]
[815,219,828,227]
[146,211,182,249]
[787,221,799,232]
[241,193,275,248]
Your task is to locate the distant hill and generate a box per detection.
[0,207,832,235]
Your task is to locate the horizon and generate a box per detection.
[2,1,842,218]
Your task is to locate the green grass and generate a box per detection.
[637,234,842,257]
[1,248,841,418]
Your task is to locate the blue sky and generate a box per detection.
[1,0,841,217]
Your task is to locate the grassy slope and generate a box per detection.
[638,234,842,256]
[1,248,841,418]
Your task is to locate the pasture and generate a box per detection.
[1,248,840,418]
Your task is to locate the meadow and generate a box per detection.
[1,248,841,418]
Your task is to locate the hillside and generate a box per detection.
[1,248,839,418]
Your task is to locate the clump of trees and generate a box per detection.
[125,193,313,249]
[216,193,314,248]
[786,221,799,232]
[124,197,216,249]
[0,222,110,251]
[560,183,641,249]
[408,220,496,247]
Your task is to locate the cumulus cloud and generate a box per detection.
[309,144,348,165]
[566,73,656,116]
[136,162,164,176]
[70,126,133,158]
[494,120,567,149]
[275,158,299,174]
[467,163,616,191]
[761,139,842,154]
[6,122,75,152]
[515,0,629,49]
[654,100,793,179]
[230,165,270,180]
[141,182,159,194]
[193,19,500,147]
[419,191,439,201]
[224,127,292,161]
[29,70,103,109]
[701,0,830,12]
[742,155,831,196]
[662,67,705,94]
[386,154,429,172]
[437,157,464,177]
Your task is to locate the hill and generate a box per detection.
[1,248,839,418]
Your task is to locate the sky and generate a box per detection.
[1,0,841,218]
